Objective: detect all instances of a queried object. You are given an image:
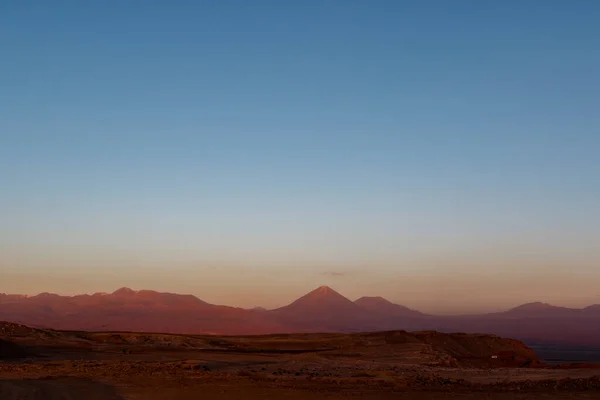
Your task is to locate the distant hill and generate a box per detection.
[0,320,543,369]
[354,296,425,318]
[583,304,600,314]
[272,286,377,332]
[496,302,580,318]
[0,288,285,335]
[2,287,600,346]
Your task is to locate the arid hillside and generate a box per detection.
[0,321,542,369]
[3,321,600,400]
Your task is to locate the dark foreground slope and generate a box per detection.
[3,322,600,400]
[0,321,542,368]
[0,340,27,359]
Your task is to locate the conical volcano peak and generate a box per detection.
[272,285,365,322]
[316,285,334,293]
[304,286,347,300]
[281,286,357,310]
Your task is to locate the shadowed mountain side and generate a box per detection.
[490,302,583,318]
[421,314,600,347]
[584,304,600,314]
[354,296,425,318]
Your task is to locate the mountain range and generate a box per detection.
[1,286,599,346]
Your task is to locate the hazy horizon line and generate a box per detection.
[2,285,599,317]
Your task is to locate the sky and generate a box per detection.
[1,1,599,314]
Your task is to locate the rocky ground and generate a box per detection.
[1,322,599,399]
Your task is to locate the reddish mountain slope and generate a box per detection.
[354,296,425,318]
[275,286,358,314]
[0,288,284,335]
[272,286,376,332]
[2,287,600,345]
[0,294,29,303]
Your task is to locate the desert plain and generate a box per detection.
[2,321,600,400]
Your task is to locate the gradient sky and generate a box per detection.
[1,1,599,314]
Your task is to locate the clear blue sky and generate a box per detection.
[1,1,599,312]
